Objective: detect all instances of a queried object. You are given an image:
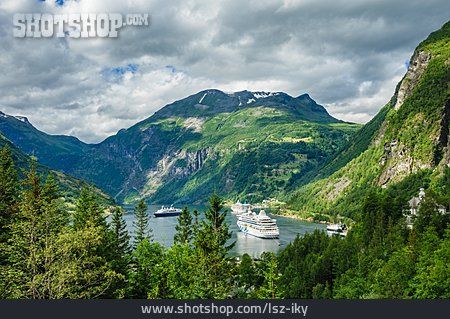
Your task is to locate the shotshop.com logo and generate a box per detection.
[13,13,149,38]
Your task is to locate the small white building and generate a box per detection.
[405,187,447,228]
[408,188,425,216]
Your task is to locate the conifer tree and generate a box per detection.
[237,253,257,296]
[69,185,118,298]
[133,199,150,245]
[256,252,283,299]
[73,186,106,230]
[41,173,59,202]
[361,189,382,246]
[174,206,193,244]
[0,145,19,255]
[194,193,234,298]
[196,193,233,254]
[108,206,131,297]
[192,209,200,234]
[109,206,131,272]
[7,160,68,298]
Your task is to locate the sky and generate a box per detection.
[0,0,449,143]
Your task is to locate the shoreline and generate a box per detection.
[271,211,330,225]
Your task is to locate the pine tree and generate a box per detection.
[73,186,106,230]
[174,206,193,244]
[70,185,117,298]
[130,239,165,298]
[256,252,283,299]
[110,206,131,259]
[17,159,44,298]
[196,193,233,254]
[192,209,200,234]
[7,161,68,298]
[109,207,131,271]
[194,193,235,298]
[238,253,256,295]
[36,174,68,298]
[0,145,19,258]
[361,189,382,246]
[41,173,59,202]
[133,199,150,245]
[108,206,131,297]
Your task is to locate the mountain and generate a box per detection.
[288,21,450,217]
[0,91,360,204]
[0,130,111,204]
[0,111,89,172]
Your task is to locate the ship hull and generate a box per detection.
[237,222,279,239]
[154,211,181,217]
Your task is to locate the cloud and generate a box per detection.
[0,0,449,143]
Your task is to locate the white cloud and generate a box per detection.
[0,0,449,142]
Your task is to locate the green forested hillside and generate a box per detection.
[288,21,450,218]
[0,133,111,204]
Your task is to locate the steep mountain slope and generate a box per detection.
[0,91,360,203]
[0,112,89,172]
[0,132,111,204]
[288,21,450,217]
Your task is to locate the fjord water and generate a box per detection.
[119,205,326,257]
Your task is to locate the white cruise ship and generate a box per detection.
[154,205,182,217]
[237,210,279,239]
[231,201,252,214]
[326,223,348,237]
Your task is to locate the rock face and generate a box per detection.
[160,148,214,178]
[438,99,450,166]
[365,23,450,190]
[394,50,432,110]
[142,148,215,197]
[377,141,431,186]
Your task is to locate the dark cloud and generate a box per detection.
[0,0,449,142]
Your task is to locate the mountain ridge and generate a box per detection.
[0,90,359,204]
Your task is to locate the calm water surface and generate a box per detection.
[117,205,326,258]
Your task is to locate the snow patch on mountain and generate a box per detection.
[253,92,279,99]
[199,93,207,104]
[0,111,28,123]
[15,116,28,123]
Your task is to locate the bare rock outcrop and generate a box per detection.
[394,51,432,110]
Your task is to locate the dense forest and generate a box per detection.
[0,145,449,299]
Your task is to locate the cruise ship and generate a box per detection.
[237,210,279,239]
[154,205,182,217]
[326,223,348,237]
[231,201,252,214]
